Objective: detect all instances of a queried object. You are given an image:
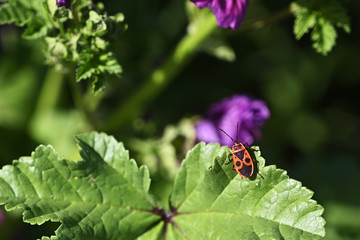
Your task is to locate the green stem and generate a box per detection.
[104,13,218,131]
[104,6,294,132]
[34,67,63,113]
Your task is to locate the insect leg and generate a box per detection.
[253,158,264,179]
[225,154,232,165]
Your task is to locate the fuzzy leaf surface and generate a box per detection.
[0,132,160,239]
[169,143,326,239]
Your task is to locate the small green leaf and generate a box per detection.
[46,0,58,16]
[76,51,122,93]
[85,11,108,37]
[0,132,160,239]
[311,18,337,55]
[292,0,350,55]
[293,3,316,39]
[53,8,73,23]
[0,2,32,26]
[45,37,68,59]
[22,23,49,39]
[0,1,51,39]
[170,143,326,239]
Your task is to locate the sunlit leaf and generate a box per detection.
[170,143,326,239]
[0,135,325,239]
[0,132,159,239]
[292,0,350,55]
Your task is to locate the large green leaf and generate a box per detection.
[0,134,325,239]
[170,142,228,208]
[169,143,326,239]
[0,132,160,239]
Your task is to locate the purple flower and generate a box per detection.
[190,0,248,29]
[56,0,71,8]
[196,95,270,147]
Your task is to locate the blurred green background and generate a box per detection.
[0,0,359,239]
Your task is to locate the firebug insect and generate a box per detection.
[219,124,264,179]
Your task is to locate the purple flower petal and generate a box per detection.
[190,0,248,29]
[195,119,220,143]
[56,0,71,8]
[196,94,270,147]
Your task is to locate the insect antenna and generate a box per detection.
[219,128,235,143]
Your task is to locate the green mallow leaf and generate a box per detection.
[0,132,159,239]
[0,133,325,239]
[170,142,228,208]
[169,143,326,239]
[292,0,350,55]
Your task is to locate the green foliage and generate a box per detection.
[130,119,196,180]
[0,132,159,239]
[0,2,33,26]
[0,0,50,40]
[128,119,196,209]
[76,51,122,92]
[0,0,357,238]
[0,132,325,239]
[170,144,325,239]
[0,0,126,93]
[292,0,350,55]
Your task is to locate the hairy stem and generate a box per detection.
[104,12,218,131]
[104,6,293,132]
